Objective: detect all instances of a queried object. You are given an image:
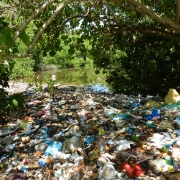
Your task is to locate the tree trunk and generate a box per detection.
[175,0,180,24]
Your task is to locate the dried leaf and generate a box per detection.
[78,159,84,167]
[34,151,43,158]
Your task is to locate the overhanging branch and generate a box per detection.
[13,0,57,41]
[0,53,32,64]
[27,0,74,53]
[111,0,180,36]
[98,26,180,41]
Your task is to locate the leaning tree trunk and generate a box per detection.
[175,0,180,24]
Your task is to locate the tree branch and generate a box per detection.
[126,0,180,34]
[112,0,180,35]
[102,26,180,41]
[58,7,90,30]
[111,0,147,15]
[175,0,180,24]
[27,0,74,53]
[13,0,57,41]
[0,53,32,64]
[103,1,120,23]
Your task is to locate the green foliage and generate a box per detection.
[42,34,92,68]
[1,0,180,101]
[34,78,55,94]
[0,17,14,60]
[0,26,14,48]
[0,33,6,46]
[47,79,55,94]
[0,59,25,113]
[7,93,24,110]
[19,30,30,46]
[105,34,180,97]
[10,58,34,78]
[35,82,43,92]
[0,93,25,113]
[0,60,14,87]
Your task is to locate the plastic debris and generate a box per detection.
[164,88,180,104]
[143,100,162,109]
[102,163,116,180]
[0,82,180,179]
[44,141,62,156]
[121,162,145,178]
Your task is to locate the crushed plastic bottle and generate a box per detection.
[102,163,116,180]
[98,137,106,155]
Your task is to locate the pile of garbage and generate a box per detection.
[0,82,180,180]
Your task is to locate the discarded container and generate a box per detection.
[116,139,132,151]
[98,137,106,155]
[21,136,30,144]
[65,125,81,136]
[115,120,126,128]
[63,136,83,153]
[97,156,108,167]
[102,163,116,180]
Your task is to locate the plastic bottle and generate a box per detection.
[98,137,106,155]
[102,163,116,180]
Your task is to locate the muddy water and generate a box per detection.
[21,66,109,91]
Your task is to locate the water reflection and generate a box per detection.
[22,66,108,88]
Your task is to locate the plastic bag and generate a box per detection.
[143,100,162,109]
[44,141,62,156]
[143,109,161,120]
[164,88,180,104]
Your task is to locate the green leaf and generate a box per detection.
[19,30,30,46]
[4,27,14,34]
[2,28,14,48]
[0,33,6,46]
[0,66,6,73]
[5,35,13,48]
[12,99,18,107]
[148,60,157,72]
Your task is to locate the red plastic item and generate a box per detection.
[121,162,145,178]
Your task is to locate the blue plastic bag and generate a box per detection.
[44,141,62,156]
[143,109,161,120]
[84,136,95,145]
[38,159,47,167]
